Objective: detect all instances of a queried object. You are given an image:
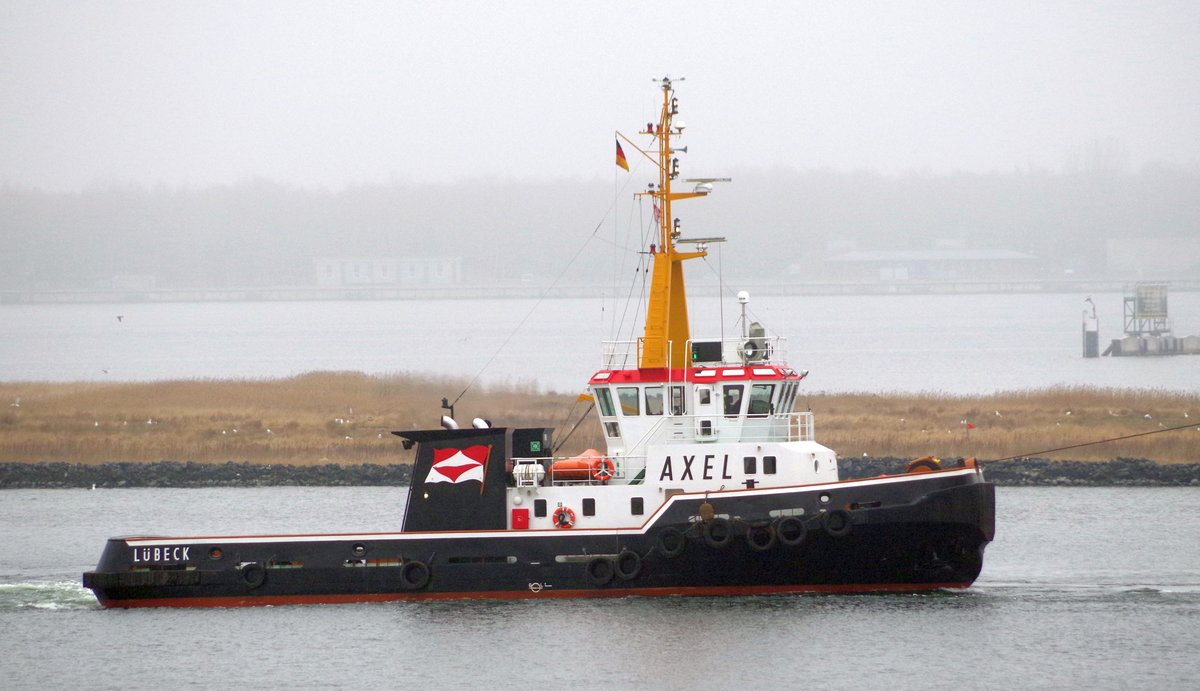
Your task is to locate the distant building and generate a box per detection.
[1105,238,1200,277]
[822,249,1039,282]
[314,257,462,287]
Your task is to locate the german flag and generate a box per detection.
[616,140,630,171]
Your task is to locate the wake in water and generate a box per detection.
[0,580,99,611]
[975,581,1200,600]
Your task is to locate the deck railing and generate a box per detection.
[600,336,788,370]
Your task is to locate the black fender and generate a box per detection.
[400,560,432,590]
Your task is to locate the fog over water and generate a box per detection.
[2,3,1198,298]
[4,2,1199,189]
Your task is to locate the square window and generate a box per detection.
[595,388,615,417]
[764,456,777,474]
[645,387,663,416]
[724,385,745,417]
[743,456,757,474]
[617,387,640,416]
[534,499,547,518]
[631,497,644,515]
[582,498,596,516]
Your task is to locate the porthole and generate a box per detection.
[351,543,367,557]
[208,547,223,560]
[819,493,830,504]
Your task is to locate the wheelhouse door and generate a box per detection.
[694,384,717,439]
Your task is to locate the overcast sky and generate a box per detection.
[2,1,1198,192]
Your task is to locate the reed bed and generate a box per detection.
[807,387,1198,463]
[1,375,1196,464]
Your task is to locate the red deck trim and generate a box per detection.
[589,367,798,385]
[97,582,973,608]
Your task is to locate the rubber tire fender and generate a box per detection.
[656,526,687,558]
[746,523,777,552]
[702,517,734,549]
[774,516,808,547]
[822,508,854,538]
[614,550,642,581]
[586,557,615,586]
[240,562,267,589]
[400,560,432,590]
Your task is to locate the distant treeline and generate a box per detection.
[3,165,1199,291]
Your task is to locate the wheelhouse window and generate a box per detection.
[748,384,775,417]
[596,387,616,416]
[617,387,640,416]
[723,385,744,417]
[779,382,797,414]
[645,386,664,416]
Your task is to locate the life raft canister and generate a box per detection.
[553,505,576,528]
[905,456,942,474]
[590,457,615,483]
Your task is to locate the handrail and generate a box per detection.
[687,335,788,367]
[512,454,650,486]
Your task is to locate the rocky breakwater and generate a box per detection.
[0,461,412,489]
[2,457,1199,489]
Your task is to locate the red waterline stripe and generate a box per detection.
[97,582,973,609]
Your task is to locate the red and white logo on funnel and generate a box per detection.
[426,445,490,484]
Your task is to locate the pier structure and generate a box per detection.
[1102,283,1200,356]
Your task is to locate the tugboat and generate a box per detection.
[83,77,995,608]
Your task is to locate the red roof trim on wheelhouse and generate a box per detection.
[588,367,799,385]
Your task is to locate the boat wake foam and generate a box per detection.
[0,580,100,611]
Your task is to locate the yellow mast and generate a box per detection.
[638,77,710,370]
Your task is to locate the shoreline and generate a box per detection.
[3,457,1197,489]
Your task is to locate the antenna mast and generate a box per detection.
[637,76,713,370]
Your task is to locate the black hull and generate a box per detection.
[84,470,994,608]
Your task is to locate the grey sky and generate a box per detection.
[2,1,1198,192]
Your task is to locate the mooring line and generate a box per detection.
[450,173,643,412]
[993,422,1198,462]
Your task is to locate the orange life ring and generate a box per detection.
[590,457,615,483]
[552,506,576,529]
